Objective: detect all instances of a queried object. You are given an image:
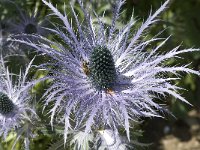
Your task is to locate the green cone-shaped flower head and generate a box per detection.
[24,23,37,34]
[0,92,15,116]
[89,46,117,91]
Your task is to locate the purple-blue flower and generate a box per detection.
[15,0,200,145]
[0,57,37,149]
[6,0,47,37]
[10,11,46,36]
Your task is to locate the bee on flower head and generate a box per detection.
[14,0,200,148]
[0,56,37,149]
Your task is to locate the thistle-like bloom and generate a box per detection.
[11,12,46,36]
[0,57,36,147]
[8,0,46,36]
[15,0,200,145]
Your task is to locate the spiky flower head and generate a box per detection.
[15,0,200,146]
[11,13,44,35]
[0,57,36,146]
[8,0,47,37]
[89,45,117,91]
[0,92,15,116]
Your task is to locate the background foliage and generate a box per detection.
[0,0,200,149]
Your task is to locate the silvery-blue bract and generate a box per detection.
[10,8,46,36]
[15,0,200,144]
[0,57,37,149]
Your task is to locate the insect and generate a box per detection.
[82,61,90,76]
[106,88,115,95]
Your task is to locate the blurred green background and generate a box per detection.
[0,0,200,149]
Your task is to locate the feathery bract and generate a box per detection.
[0,57,37,149]
[14,0,200,146]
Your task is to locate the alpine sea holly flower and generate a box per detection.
[11,12,46,36]
[0,1,47,58]
[0,57,37,149]
[14,0,200,146]
[7,0,47,36]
